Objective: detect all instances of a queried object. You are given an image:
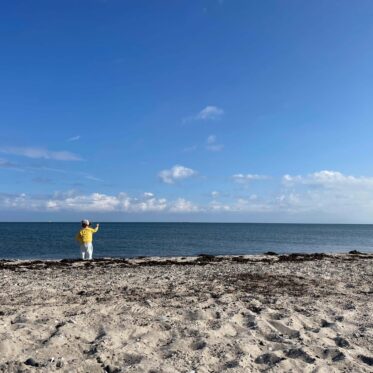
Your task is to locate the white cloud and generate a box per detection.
[169,198,199,212]
[68,135,80,142]
[0,146,82,161]
[211,170,373,219]
[3,169,373,222]
[274,170,373,220]
[143,192,155,198]
[282,170,373,188]
[232,174,270,183]
[206,135,224,152]
[183,105,224,123]
[158,165,197,184]
[197,106,224,120]
[0,191,197,214]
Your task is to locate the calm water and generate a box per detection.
[0,223,372,260]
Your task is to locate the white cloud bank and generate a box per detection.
[2,170,373,222]
[0,191,199,214]
[0,146,82,161]
[282,170,373,188]
[217,170,373,221]
[158,165,197,184]
[277,170,373,216]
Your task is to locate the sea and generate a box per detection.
[0,222,373,260]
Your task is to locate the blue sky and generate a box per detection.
[2,0,373,222]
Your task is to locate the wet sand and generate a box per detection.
[0,253,373,372]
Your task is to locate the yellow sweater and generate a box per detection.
[76,226,99,244]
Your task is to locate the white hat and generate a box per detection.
[82,219,90,225]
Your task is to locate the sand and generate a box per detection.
[0,253,372,372]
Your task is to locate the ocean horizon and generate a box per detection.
[1,222,372,260]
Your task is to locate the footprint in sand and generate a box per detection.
[224,360,240,369]
[316,348,345,362]
[185,310,204,321]
[358,355,373,367]
[207,320,221,330]
[241,312,257,329]
[190,340,207,351]
[334,336,349,348]
[285,348,315,364]
[265,333,284,343]
[255,352,283,366]
[320,319,335,328]
[269,320,300,339]
[270,312,287,320]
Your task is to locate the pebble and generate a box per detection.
[56,357,65,368]
[24,358,39,367]
[334,336,349,348]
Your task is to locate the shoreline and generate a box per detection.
[0,253,372,372]
[1,251,372,267]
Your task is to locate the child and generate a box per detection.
[75,219,99,260]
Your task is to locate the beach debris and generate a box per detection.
[278,253,328,262]
[195,254,223,264]
[349,250,364,255]
[231,256,249,263]
[144,299,153,307]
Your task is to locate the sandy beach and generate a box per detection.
[0,253,372,372]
